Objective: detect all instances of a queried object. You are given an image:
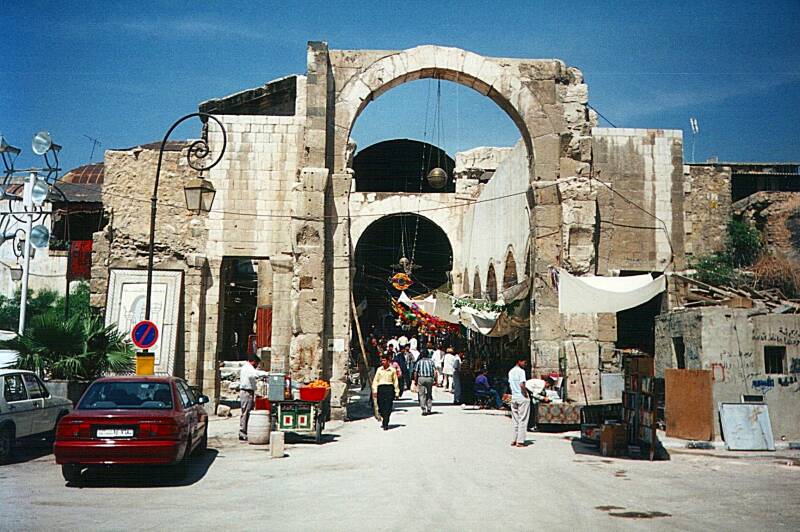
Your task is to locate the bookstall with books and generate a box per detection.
[622,353,658,461]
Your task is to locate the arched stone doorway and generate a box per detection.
[299,43,594,406]
[352,213,453,338]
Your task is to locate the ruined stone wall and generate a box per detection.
[683,164,731,260]
[655,308,800,440]
[204,76,310,382]
[91,145,212,391]
[592,128,686,275]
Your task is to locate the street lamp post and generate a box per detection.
[139,113,227,371]
[1,132,61,335]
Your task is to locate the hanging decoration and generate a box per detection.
[390,272,414,291]
[392,297,461,336]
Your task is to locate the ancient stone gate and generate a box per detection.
[296,43,598,407]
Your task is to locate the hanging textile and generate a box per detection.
[558,269,666,314]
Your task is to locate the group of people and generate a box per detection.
[368,334,467,429]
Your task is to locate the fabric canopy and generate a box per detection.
[558,269,666,314]
[398,279,531,338]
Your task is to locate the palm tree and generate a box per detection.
[1,313,134,381]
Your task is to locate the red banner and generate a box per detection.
[68,240,92,280]
[256,306,273,348]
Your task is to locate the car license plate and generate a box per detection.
[96,428,134,438]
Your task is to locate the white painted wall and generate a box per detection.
[459,140,529,297]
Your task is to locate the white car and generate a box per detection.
[1,369,73,463]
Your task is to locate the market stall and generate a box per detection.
[262,376,331,444]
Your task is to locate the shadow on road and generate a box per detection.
[65,449,219,488]
[4,437,54,465]
[284,432,340,445]
[569,437,670,461]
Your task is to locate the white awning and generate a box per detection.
[558,269,666,314]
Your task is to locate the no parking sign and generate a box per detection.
[131,320,159,350]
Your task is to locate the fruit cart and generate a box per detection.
[270,386,330,444]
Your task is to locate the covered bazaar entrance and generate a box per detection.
[352,213,453,340]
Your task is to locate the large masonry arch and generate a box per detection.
[296,42,596,411]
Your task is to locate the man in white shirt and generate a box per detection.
[507,356,530,447]
[386,336,399,352]
[442,348,457,392]
[239,354,268,441]
[432,348,443,386]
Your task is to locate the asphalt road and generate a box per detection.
[2,387,799,531]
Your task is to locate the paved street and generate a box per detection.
[2,387,799,532]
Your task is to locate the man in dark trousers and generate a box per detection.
[372,354,400,430]
[413,349,437,415]
[393,348,409,396]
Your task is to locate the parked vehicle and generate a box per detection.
[1,369,73,463]
[54,376,209,483]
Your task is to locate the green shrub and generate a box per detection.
[1,313,134,380]
[726,219,763,267]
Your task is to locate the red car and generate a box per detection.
[54,376,209,483]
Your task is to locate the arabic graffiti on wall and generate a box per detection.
[751,377,774,394]
[752,327,800,346]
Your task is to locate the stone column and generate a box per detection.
[289,168,328,383]
[269,257,293,374]
[327,172,353,417]
[201,258,223,407]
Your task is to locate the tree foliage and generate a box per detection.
[691,219,764,286]
[0,283,134,380]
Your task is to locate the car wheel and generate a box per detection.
[193,427,208,455]
[0,426,14,464]
[61,464,83,483]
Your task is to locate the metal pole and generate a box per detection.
[18,173,34,335]
[144,112,227,323]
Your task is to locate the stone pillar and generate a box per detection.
[327,172,353,416]
[270,257,293,374]
[289,168,328,383]
[201,258,223,405]
[183,254,209,387]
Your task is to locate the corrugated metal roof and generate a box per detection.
[61,163,104,184]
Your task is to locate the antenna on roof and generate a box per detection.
[689,117,699,163]
[82,134,102,162]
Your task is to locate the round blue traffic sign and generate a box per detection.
[131,320,159,349]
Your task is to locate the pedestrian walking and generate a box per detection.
[452,352,463,404]
[442,348,457,391]
[413,350,437,415]
[372,355,400,430]
[432,347,443,386]
[508,356,530,447]
[403,344,415,391]
[393,349,408,396]
[238,354,268,441]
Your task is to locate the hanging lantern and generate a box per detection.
[426,167,447,190]
[391,272,413,291]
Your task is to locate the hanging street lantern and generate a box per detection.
[184,177,217,213]
[426,167,447,189]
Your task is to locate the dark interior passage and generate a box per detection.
[353,213,452,338]
[353,139,456,193]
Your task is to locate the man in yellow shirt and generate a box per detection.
[372,354,400,430]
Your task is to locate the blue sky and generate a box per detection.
[3,0,799,173]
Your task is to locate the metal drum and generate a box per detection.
[248,410,271,445]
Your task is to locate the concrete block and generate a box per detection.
[270,431,285,458]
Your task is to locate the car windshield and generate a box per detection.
[78,382,174,410]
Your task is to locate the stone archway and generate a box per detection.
[299,42,595,409]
